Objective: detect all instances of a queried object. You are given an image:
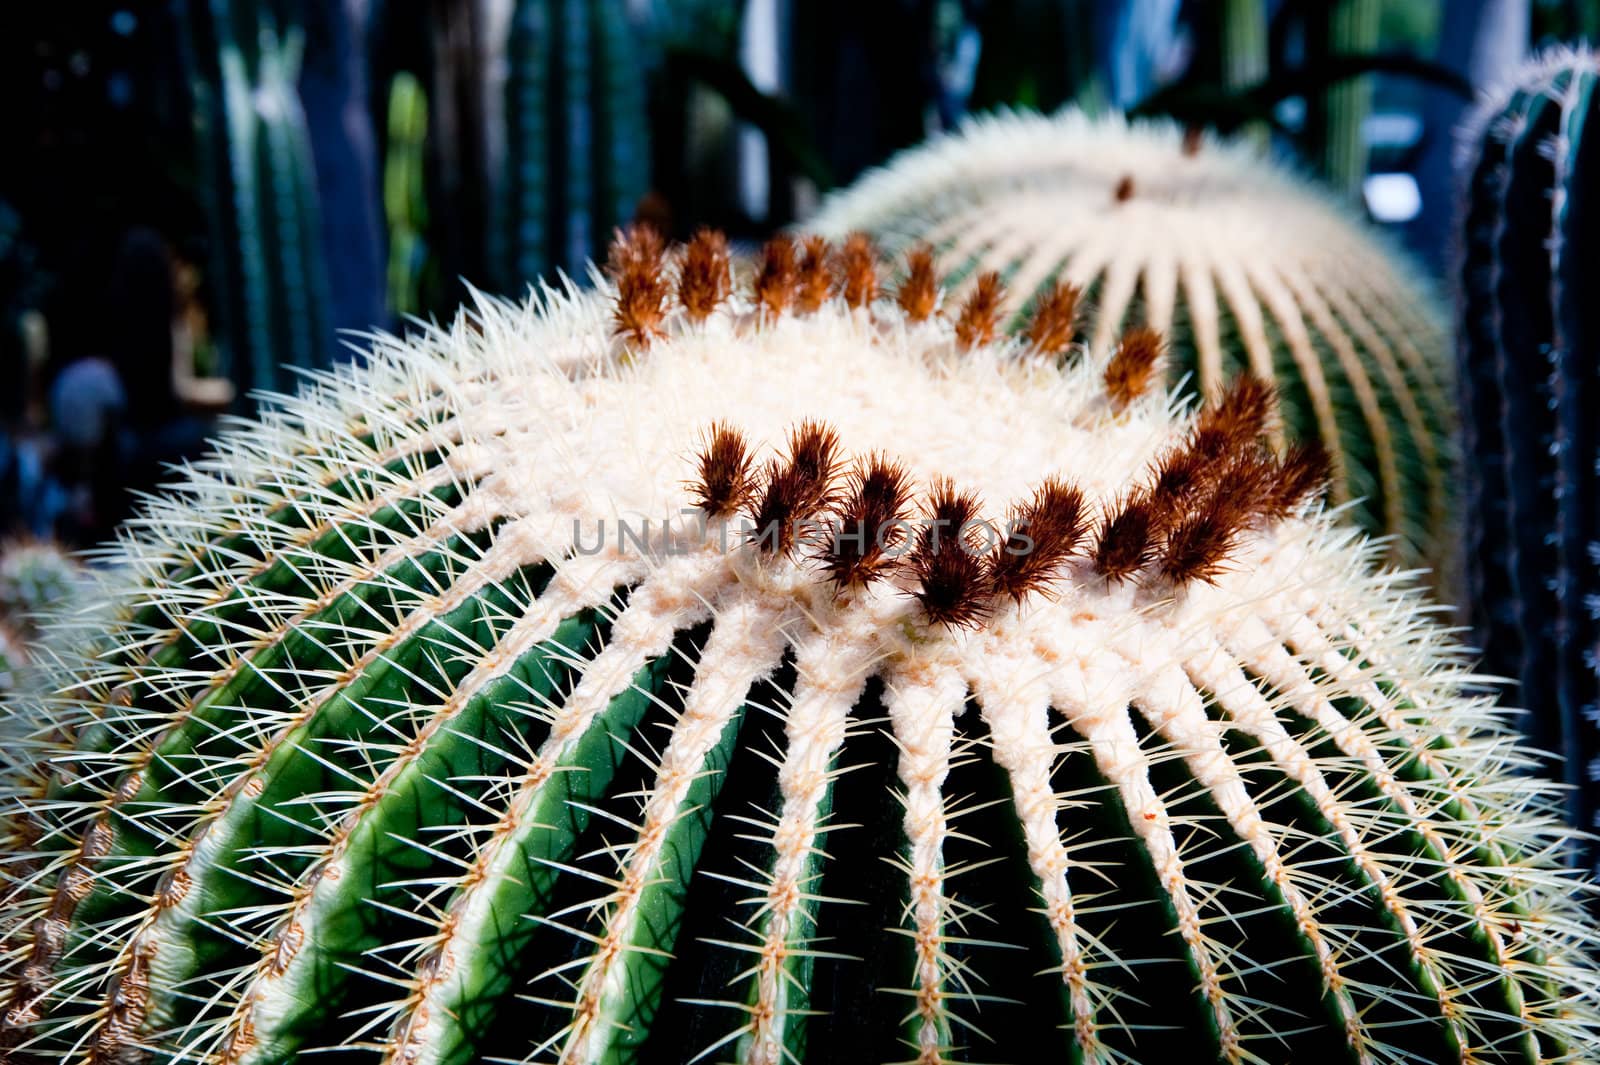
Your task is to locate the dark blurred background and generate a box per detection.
[0,0,1592,548]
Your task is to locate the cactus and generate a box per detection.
[488,0,652,293]
[1456,45,1600,871]
[1,229,1596,1065]
[0,540,83,691]
[804,109,1457,579]
[178,0,336,398]
[384,71,433,319]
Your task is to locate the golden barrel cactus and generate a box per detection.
[0,231,1592,1065]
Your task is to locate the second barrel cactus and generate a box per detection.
[806,109,1456,578]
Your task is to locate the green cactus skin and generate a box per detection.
[489,0,651,294]
[384,71,432,320]
[1457,46,1600,873]
[1,236,1597,1065]
[804,110,1458,583]
[177,0,336,398]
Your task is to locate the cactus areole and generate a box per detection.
[1,230,1595,1065]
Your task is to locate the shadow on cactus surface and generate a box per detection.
[1,231,1597,1065]
[805,109,1458,587]
[1457,45,1600,878]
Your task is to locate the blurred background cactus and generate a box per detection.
[1457,44,1600,870]
[0,539,81,690]
[178,0,339,398]
[486,0,651,292]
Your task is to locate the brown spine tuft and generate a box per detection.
[1263,441,1332,520]
[1093,494,1157,581]
[688,422,755,518]
[796,236,834,313]
[746,420,842,555]
[1114,174,1136,202]
[1025,281,1083,357]
[895,245,941,322]
[1182,125,1204,157]
[1158,492,1245,585]
[1103,325,1166,408]
[1149,443,1211,511]
[1193,374,1277,457]
[819,454,914,588]
[836,232,880,309]
[606,222,664,278]
[678,228,732,323]
[954,271,1005,350]
[609,224,670,348]
[754,236,799,322]
[989,476,1088,603]
[908,480,990,628]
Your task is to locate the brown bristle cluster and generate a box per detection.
[908,480,990,628]
[688,422,755,517]
[1148,443,1213,509]
[678,228,732,323]
[836,233,880,310]
[796,236,834,313]
[819,455,914,588]
[1092,494,1158,581]
[608,224,670,348]
[755,236,799,322]
[1193,374,1277,457]
[954,271,1005,350]
[1114,174,1136,202]
[1182,124,1204,157]
[1088,377,1327,586]
[895,245,940,322]
[1157,492,1246,585]
[1103,325,1166,408]
[989,477,1088,603]
[1024,280,1083,357]
[1261,441,1332,520]
[746,420,842,555]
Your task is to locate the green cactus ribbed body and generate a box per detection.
[805,110,1457,580]
[1457,46,1600,871]
[490,0,651,293]
[1,234,1596,1065]
[178,0,335,398]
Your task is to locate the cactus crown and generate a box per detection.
[806,108,1457,576]
[1,230,1596,1065]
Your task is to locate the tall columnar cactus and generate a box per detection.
[1457,46,1600,869]
[488,0,652,293]
[805,110,1456,578]
[179,0,336,398]
[2,231,1596,1065]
